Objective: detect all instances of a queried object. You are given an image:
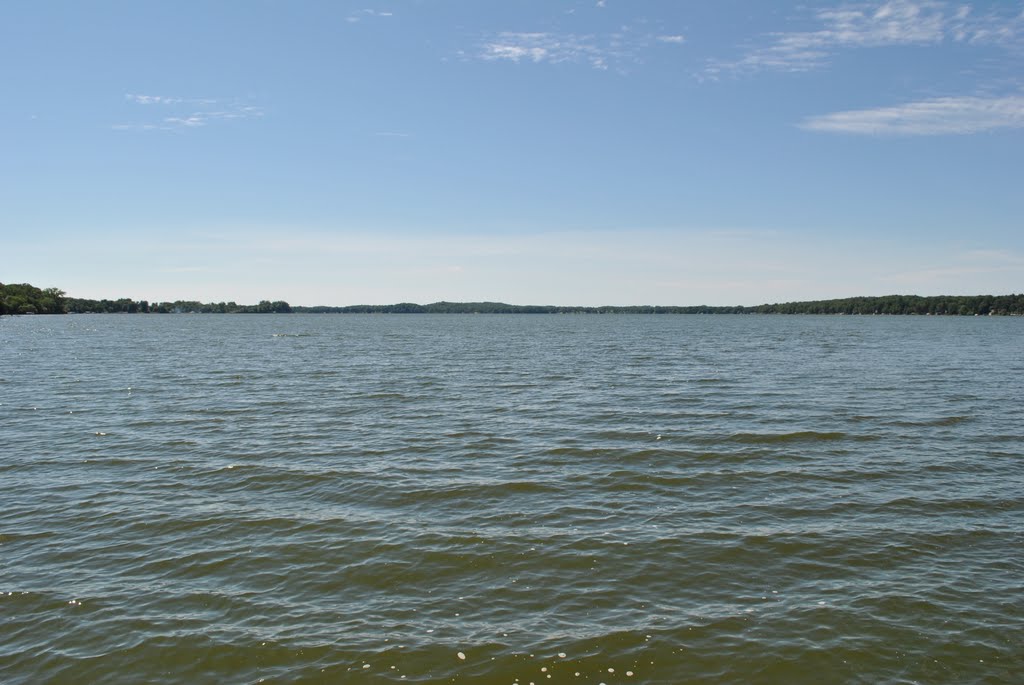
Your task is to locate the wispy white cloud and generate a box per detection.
[125,94,219,106]
[477,23,688,71]
[114,95,263,131]
[707,1,1024,77]
[800,94,1024,135]
[163,115,207,128]
[125,94,181,105]
[947,3,1024,45]
[110,123,160,131]
[203,106,264,121]
[480,32,610,69]
[346,9,393,23]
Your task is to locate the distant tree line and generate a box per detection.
[64,298,292,314]
[749,294,1024,316]
[0,283,291,315]
[3,282,1023,316]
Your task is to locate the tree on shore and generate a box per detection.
[0,284,66,315]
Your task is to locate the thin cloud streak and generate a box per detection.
[125,94,218,106]
[801,94,1024,135]
[961,249,1024,264]
[707,1,1024,76]
[115,95,263,131]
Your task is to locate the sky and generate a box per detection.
[2,0,1022,306]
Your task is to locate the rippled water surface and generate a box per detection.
[2,314,1022,684]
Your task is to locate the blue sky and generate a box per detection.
[2,0,1022,306]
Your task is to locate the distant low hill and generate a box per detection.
[2,282,1022,316]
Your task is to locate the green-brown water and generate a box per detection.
[2,314,1021,683]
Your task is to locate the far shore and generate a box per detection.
[2,283,1022,316]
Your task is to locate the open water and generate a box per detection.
[1,314,1022,684]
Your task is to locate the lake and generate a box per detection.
[1,314,1021,684]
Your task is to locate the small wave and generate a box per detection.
[394,480,558,506]
[588,430,659,442]
[0,531,56,544]
[727,431,847,444]
[887,416,971,427]
[932,415,971,426]
[363,392,409,400]
[162,439,199,447]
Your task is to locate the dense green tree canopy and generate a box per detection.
[0,283,66,315]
